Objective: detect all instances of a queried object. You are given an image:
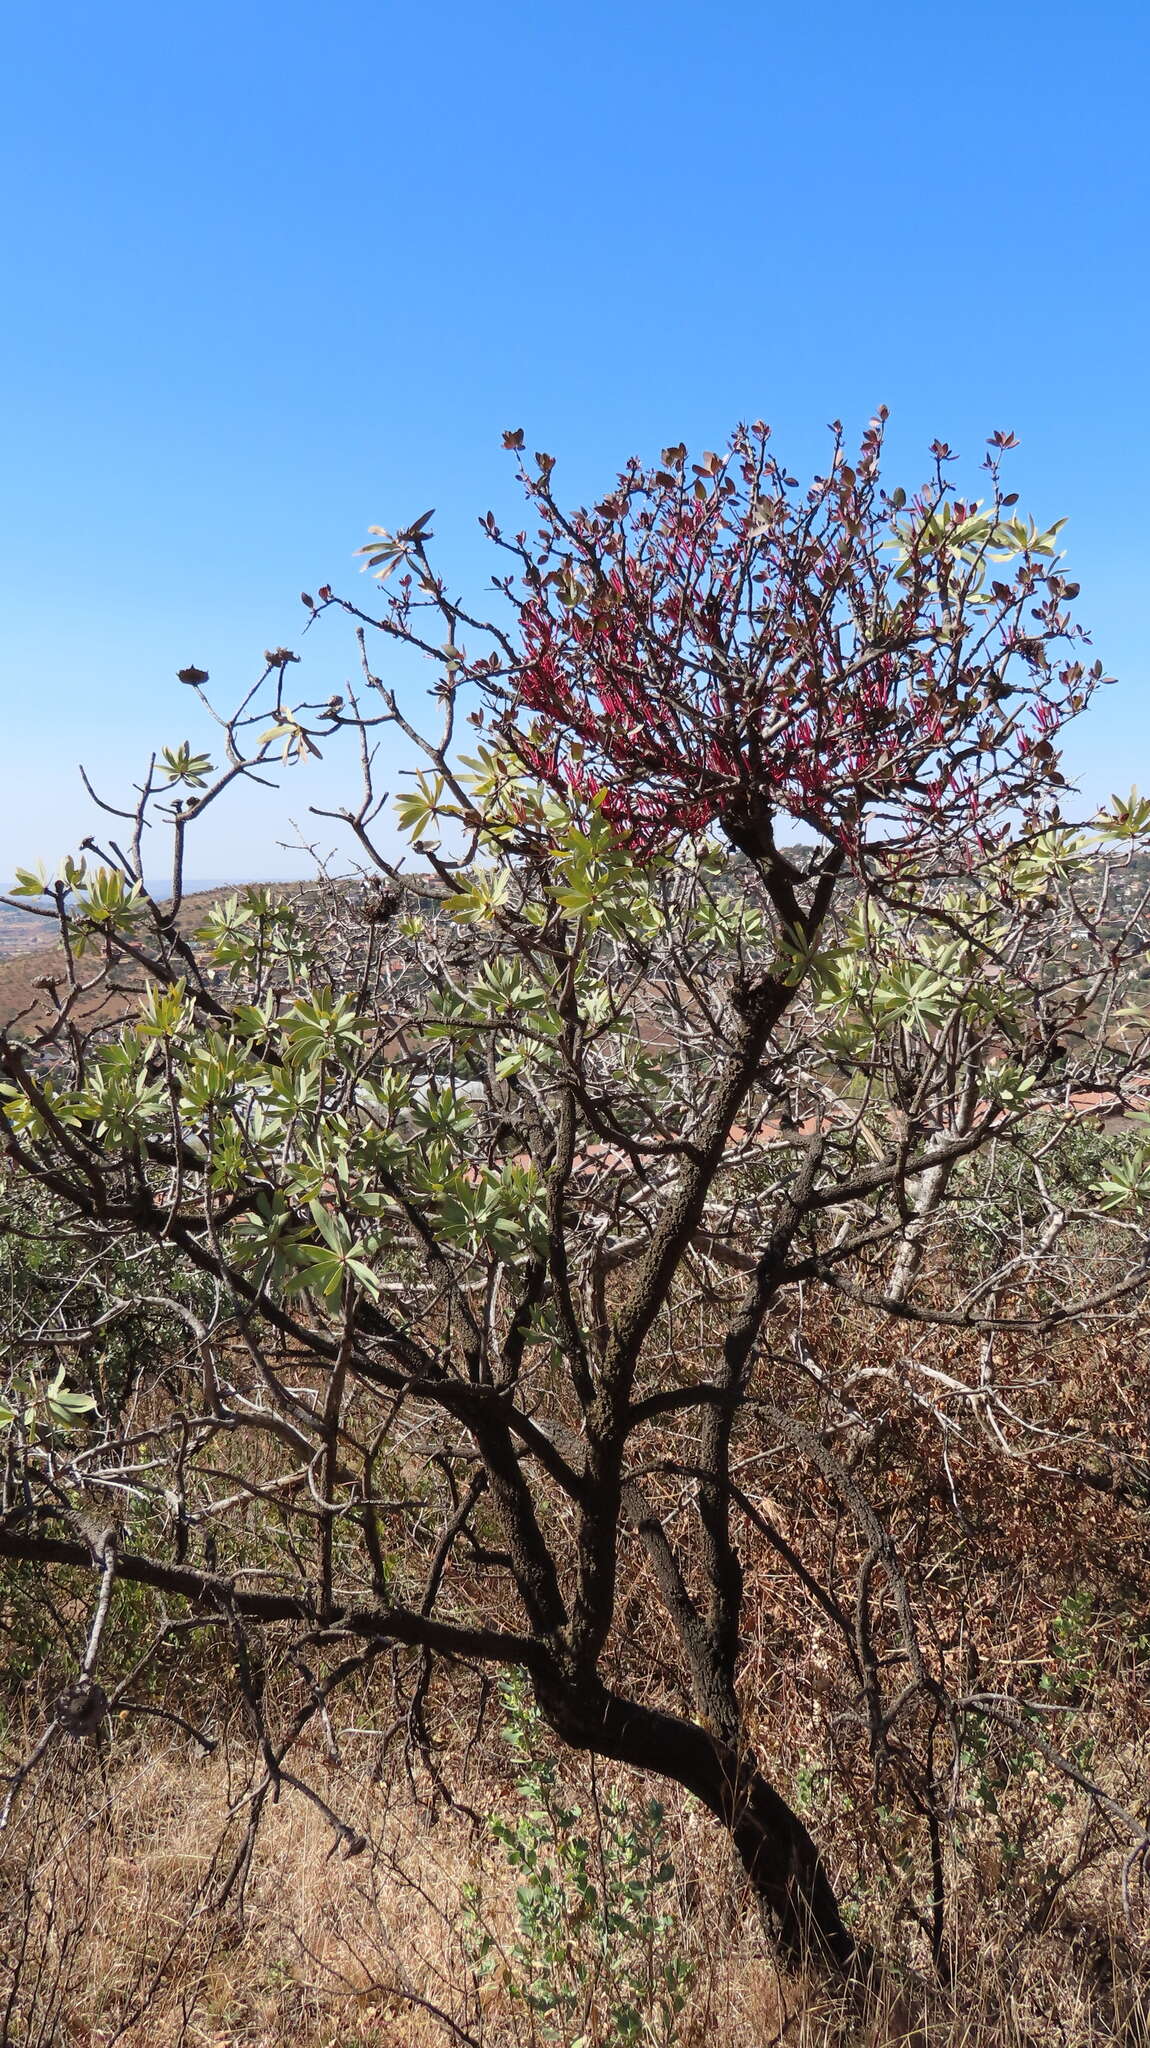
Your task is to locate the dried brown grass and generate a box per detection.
[2,1702,1148,2048]
[0,1730,784,2047]
[4,1287,1150,2043]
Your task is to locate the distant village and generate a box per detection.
[0,899,55,960]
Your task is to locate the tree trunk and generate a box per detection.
[537,1675,862,1977]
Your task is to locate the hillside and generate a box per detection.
[0,886,287,1036]
[0,899,56,960]
[2,844,1148,1037]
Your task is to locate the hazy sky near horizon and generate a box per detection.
[2,0,1147,885]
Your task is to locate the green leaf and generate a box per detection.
[159,741,215,788]
[1094,788,1150,843]
[8,864,50,897]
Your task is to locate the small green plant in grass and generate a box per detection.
[1040,1588,1095,1700]
[464,1675,694,2046]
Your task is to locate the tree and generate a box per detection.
[2,414,1149,1981]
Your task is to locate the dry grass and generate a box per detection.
[0,1731,780,2047]
[4,1243,1150,2042]
[2,1694,1149,2048]
[5,1422,1150,2046]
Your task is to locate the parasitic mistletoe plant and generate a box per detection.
[1,415,1149,1988]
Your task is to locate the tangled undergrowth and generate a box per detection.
[3,1300,1150,2047]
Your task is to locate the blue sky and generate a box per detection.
[2,0,1147,883]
